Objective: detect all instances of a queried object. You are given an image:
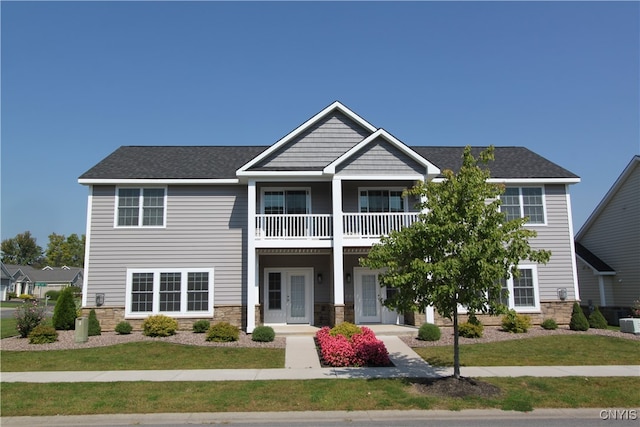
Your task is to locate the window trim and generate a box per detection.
[358,187,408,213]
[125,268,214,318]
[115,186,167,228]
[500,186,547,226]
[260,187,312,214]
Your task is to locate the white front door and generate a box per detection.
[355,269,381,323]
[264,268,312,324]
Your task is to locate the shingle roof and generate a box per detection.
[574,242,615,273]
[79,145,578,180]
[4,265,83,283]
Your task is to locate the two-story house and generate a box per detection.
[78,101,581,331]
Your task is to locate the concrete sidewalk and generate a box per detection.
[2,335,638,383]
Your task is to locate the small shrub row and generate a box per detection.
[115,321,133,334]
[316,323,390,367]
[28,324,58,344]
[501,310,532,333]
[192,320,210,333]
[589,307,608,329]
[459,314,484,338]
[206,322,239,342]
[252,325,275,342]
[142,314,178,337]
[541,318,558,330]
[88,309,102,336]
[570,302,589,331]
[418,322,441,341]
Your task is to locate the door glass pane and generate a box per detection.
[268,272,282,310]
[361,275,378,317]
[286,191,308,214]
[289,275,306,318]
[264,192,285,215]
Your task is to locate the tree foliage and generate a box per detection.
[361,146,551,378]
[52,287,78,330]
[1,231,43,265]
[45,233,85,267]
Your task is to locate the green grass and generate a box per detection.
[414,335,640,366]
[1,341,284,371]
[2,377,638,416]
[1,317,19,338]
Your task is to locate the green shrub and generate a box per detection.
[501,310,532,333]
[458,321,483,338]
[14,299,47,338]
[329,322,362,339]
[52,287,77,330]
[19,294,33,300]
[206,322,239,342]
[7,292,17,300]
[252,325,276,342]
[87,309,102,336]
[142,314,178,337]
[541,318,558,330]
[418,323,441,341]
[115,321,133,335]
[569,302,589,331]
[28,324,58,344]
[589,307,608,329]
[45,290,61,302]
[192,320,210,333]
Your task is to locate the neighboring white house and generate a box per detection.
[575,155,640,324]
[78,101,581,331]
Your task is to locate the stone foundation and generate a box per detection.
[344,303,354,324]
[330,304,345,326]
[85,305,245,332]
[314,303,331,326]
[404,311,426,326]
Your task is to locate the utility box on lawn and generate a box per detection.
[75,317,88,343]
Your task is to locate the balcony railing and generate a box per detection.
[343,212,419,238]
[256,214,333,239]
[255,213,419,240]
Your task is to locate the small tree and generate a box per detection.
[588,306,608,329]
[569,302,589,331]
[88,309,102,336]
[362,146,551,378]
[52,287,78,330]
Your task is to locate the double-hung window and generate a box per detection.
[500,187,545,224]
[490,266,539,312]
[126,268,214,317]
[117,188,166,227]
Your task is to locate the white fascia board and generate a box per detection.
[337,174,426,181]
[429,177,580,184]
[324,129,441,176]
[78,178,240,185]
[236,101,378,174]
[236,171,325,178]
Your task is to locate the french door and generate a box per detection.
[264,268,312,324]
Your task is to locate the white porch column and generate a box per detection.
[332,178,344,306]
[426,306,435,324]
[246,180,258,333]
[598,276,607,307]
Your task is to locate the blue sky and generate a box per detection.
[2,1,639,248]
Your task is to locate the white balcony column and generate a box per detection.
[332,178,344,306]
[246,179,258,333]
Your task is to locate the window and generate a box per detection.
[126,268,213,317]
[117,188,166,227]
[491,266,539,311]
[360,189,405,213]
[268,272,282,310]
[500,187,545,224]
[262,189,309,214]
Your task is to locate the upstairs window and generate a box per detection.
[117,188,166,227]
[359,189,405,213]
[262,189,310,214]
[500,187,545,224]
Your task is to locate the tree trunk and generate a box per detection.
[453,309,460,379]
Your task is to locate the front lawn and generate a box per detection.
[1,341,285,371]
[414,335,640,366]
[2,376,639,416]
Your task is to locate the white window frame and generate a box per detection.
[115,187,167,228]
[260,187,312,214]
[358,187,408,213]
[125,268,214,318]
[500,186,547,226]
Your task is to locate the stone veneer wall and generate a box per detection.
[314,303,331,326]
[84,305,245,332]
[431,301,574,327]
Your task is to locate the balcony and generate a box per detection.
[255,212,419,244]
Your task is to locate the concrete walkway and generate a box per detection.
[2,335,638,383]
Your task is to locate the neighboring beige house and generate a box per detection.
[575,155,640,324]
[3,264,84,300]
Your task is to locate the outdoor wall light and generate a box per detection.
[317,273,323,284]
[557,288,567,301]
[95,293,105,307]
[346,273,352,284]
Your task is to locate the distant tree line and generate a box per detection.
[1,231,85,268]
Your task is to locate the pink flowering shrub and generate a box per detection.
[316,325,390,367]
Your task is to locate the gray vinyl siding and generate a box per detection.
[253,112,370,169]
[578,162,640,306]
[85,185,247,308]
[525,184,577,302]
[256,182,332,214]
[336,138,426,176]
[576,258,602,305]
